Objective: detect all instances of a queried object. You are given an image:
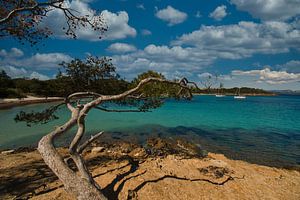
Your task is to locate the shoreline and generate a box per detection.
[0,96,64,110]
[0,93,277,110]
[0,94,277,110]
[1,139,299,200]
[0,142,300,173]
[193,93,276,96]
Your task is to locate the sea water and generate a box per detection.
[0,95,299,167]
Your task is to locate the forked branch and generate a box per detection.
[37,77,198,199]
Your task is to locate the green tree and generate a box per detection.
[59,56,118,92]
[131,70,185,98]
[0,70,14,88]
[0,0,106,45]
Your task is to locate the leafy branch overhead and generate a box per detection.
[14,103,64,126]
[0,0,107,45]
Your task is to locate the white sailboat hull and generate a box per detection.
[234,96,246,99]
[216,95,225,97]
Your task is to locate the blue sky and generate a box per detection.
[1,0,300,90]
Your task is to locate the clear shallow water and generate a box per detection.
[0,95,299,167]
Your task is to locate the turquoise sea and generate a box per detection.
[0,95,299,168]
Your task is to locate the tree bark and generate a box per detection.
[37,109,107,200]
[36,77,195,200]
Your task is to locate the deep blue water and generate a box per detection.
[0,95,299,167]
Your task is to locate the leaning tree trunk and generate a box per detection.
[37,77,197,199]
[38,108,107,200]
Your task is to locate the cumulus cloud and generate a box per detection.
[0,65,50,80]
[111,44,213,80]
[0,48,72,69]
[23,53,73,69]
[172,21,300,59]
[42,0,136,41]
[0,65,27,78]
[231,0,300,21]
[155,6,188,26]
[136,4,145,10]
[101,10,137,40]
[198,72,213,78]
[0,47,72,80]
[0,48,24,58]
[277,60,300,73]
[141,29,152,36]
[110,20,299,80]
[30,71,50,80]
[209,5,228,21]
[232,68,300,84]
[107,43,137,53]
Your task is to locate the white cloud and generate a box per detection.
[136,4,145,10]
[277,60,300,73]
[23,53,72,69]
[141,29,152,36]
[209,5,228,21]
[110,20,299,80]
[101,10,137,40]
[0,48,24,58]
[232,68,300,84]
[231,0,300,21]
[30,71,50,80]
[172,21,300,59]
[111,44,213,80]
[195,11,202,18]
[42,0,136,41]
[155,6,187,26]
[0,48,72,70]
[0,65,50,80]
[198,72,213,78]
[0,65,27,78]
[10,48,24,57]
[107,43,137,53]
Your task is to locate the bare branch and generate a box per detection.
[88,77,193,107]
[95,106,147,113]
[77,131,104,154]
[69,110,86,154]
[0,1,63,24]
[36,76,199,199]
[0,0,107,44]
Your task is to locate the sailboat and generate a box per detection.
[215,83,226,97]
[234,88,246,99]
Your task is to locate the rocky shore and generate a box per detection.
[0,138,299,200]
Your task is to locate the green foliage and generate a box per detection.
[192,87,273,95]
[0,0,107,45]
[14,103,63,126]
[59,56,119,91]
[0,70,14,88]
[0,70,24,98]
[131,70,181,98]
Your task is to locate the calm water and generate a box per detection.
[0,95,299,167]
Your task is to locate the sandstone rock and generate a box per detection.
[91,147,105,153]
[1,149,15,154]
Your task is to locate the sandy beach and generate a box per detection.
[1,139,299,200]
[0,96,64,109]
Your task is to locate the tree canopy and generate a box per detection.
[0,0,106,45]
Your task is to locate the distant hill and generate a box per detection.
[270,90,300,95]
[193,87,275,96]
